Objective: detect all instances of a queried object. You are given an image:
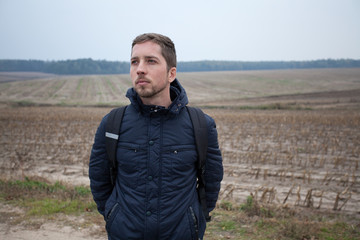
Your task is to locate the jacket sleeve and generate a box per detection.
[89,114,112,216]
[204,115,223,212]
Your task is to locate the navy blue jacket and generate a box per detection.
[89,79,223,240]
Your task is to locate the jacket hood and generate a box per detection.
[126,78,188,115]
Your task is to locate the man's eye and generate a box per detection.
[147,59,156,64]
[131,60,138,65]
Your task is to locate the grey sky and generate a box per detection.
[1,0,359,61]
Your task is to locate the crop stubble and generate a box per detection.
[0,106,359,218]
[211,108,359,217]
[1,68,359,219]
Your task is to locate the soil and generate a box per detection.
[1,103,359,239]
[0,202,106,240]
[0,68,359,239]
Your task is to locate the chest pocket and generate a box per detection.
[116,142,146,189]
[163,145,198,189]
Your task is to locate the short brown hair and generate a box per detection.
[132,33,177,71]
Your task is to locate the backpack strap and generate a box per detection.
[186,106,211,222]
[105,106,127,187]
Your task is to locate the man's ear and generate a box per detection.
[168,67,177,83]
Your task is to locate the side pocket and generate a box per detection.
[189,206,199,240]
[106,202,120,232]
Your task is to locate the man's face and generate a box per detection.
[130,41,176,104]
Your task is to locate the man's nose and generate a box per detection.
[137,61,146,75]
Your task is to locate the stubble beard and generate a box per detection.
[135,80,168,99]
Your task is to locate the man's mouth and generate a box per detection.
[136,78,150,85]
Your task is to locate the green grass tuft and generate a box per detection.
[0,178,97,217]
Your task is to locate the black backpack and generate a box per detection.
[105,105,211,222]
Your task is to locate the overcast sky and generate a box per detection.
[1,0,359,62]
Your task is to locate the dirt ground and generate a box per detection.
[0,86,359,239]
[0,202,106,240]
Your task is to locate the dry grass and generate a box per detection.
[1,178,359,240]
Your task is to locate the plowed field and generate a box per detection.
[0,69,359,238]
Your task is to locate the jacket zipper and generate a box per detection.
[189,206,199,240]
[107,202,119,221]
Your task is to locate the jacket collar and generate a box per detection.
[126,78,188,115]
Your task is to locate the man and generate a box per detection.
[89,33,223,240]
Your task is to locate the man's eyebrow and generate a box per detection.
[131,55,160,60]
[145,55,160,60]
